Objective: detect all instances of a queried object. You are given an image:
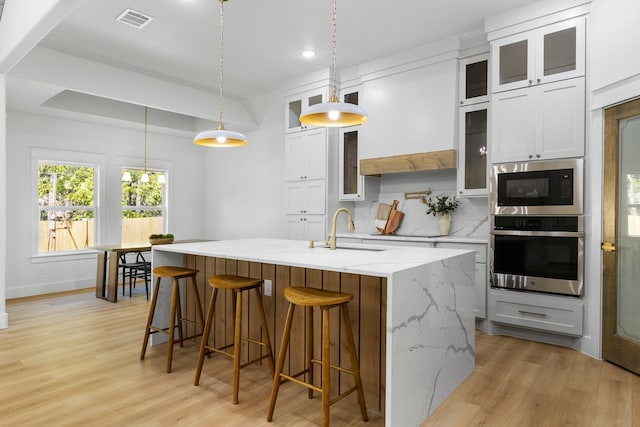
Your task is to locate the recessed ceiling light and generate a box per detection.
[301,50,317,59]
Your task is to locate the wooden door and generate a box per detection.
[602,97,640,375]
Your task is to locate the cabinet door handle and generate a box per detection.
[537,78,541,84]
[536,154,541,158]
[528,154,533,159]
[518,310,547,318]
[528,79,533,85]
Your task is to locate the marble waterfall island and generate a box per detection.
[151,238,475,426]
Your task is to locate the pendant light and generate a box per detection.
[194,0,248,147]
[299,0,368,127]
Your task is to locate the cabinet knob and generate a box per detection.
[537,78,541,84]
[528,80,533,85]
[460,100,464,105]
[528,154,533,159]
[536,154,541,158]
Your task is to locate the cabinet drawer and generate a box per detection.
[436,242,487,263]
[489,290,583,336]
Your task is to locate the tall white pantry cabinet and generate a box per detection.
[284,86,340,241]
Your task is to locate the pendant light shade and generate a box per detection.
[299,0,368,127]
[194,0,248,147]
[194,125,247,147]
[122,171,132,182]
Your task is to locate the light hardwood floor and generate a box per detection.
[1,288,639,426]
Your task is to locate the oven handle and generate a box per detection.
[490,230,584,238]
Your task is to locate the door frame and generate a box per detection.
[602,97,640,374]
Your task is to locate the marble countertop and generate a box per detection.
[337,232,488,245]
[152,238,472,277]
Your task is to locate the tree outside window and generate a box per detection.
[38,163,96,253]
[121,168,166,244]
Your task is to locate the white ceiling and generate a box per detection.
[7,0,539,129]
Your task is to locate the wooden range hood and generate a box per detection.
[359,149,456,176]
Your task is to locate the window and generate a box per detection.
[38,162,96,253]
[121,168,166,244]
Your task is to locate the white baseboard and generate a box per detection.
[0,312,8,329]
[6,278,95,299]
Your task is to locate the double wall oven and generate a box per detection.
[490,159,584,297]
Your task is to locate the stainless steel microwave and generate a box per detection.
[490,159,584,215]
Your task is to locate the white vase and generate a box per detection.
[438,214,452,236]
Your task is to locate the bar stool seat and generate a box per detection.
[194,274,275,405]
[140,266,205,373]
[267,286,368,426]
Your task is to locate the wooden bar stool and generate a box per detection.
[266,286,368,427]
[194,275,275,405]
[140,266,205,373]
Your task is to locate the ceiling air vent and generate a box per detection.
[116,8,153,29]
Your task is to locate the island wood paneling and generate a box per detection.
[182,254,387,413]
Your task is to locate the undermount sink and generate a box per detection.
[315,244,387,252]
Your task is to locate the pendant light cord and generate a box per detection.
[330,0,338,102]
[144,106,148,173]
[218,0,226,129]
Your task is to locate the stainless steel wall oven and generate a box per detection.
[490,215,584,296]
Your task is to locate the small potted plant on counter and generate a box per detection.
[422,195,459,235]
[149,233,174,245]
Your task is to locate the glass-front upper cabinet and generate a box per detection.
[338,126,379,201]
[491,17,585,93]
[459,54,489,106]
[457,103,489,197]
[286,87,328,133]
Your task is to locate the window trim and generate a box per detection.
[31,148,106,258]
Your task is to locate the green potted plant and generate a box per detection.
[149,233,174,245]
[421,195,460,235]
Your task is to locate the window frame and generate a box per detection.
[31,148,105,258]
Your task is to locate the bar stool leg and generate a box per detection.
[190,275,205,335]
[321,307,330,427]
[342,305,369,422]
[141,276,162,360]
[166,278,180,373]
[232,289,243,404]
[194,289,218,386]
[266,302,296,422]
[306,305,314,399]
[175,280,184,348]
[253,287,275,375]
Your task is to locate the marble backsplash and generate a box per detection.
[350,192,490,239]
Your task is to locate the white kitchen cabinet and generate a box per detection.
[285,180,326,215]
[491,77,584,163]
[491,17,585,93]
[287,216,326,241]
[459,54,489,106]
[286,87,328,133]
[457,103,489,197]
[339,126,379,201]
[488,288,583,336]
[435,241,487,319]
[285,129,327,181]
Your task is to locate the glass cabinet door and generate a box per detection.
[459,54,489,105]
[286,89,326,133]
[457,104,488,196]
[342,129,359,196]
[498,39,529,86]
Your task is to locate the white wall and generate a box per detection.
[5,111,206,298]
[0,74,7,328]
[203,89,287,240]
[590,0,640,93]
